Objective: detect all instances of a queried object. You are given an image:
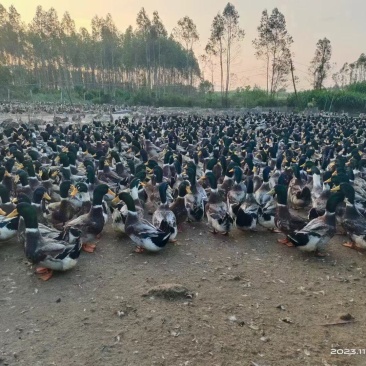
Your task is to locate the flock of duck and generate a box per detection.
[1,112,366,281]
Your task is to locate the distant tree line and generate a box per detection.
[0,2,365,108]
[0,4,201,96]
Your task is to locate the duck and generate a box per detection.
[333,182,366,250]
[287,164,311,209]
[227,166,246,219]
[0,211,20,241]
[252,165,262,193]
[269,157,283,189]
[128,178,145,218]
[257,198,277,231]
[39,168,61,202]
[170,180,190,230]
[3,158,15,194]
[219,164,235,198]
[152,181,177,242]
[236,178,259,231]
[205,172,233,235]
[69,182,92,215]
[254,166,273,206]
[117,191,171,253]
[64,184,115,252]
[0,184,16,215]
[7,202,82,281]
[145,165,163,214]
[308,170,333,219]
[14,170,33,200]
[97,156,121,186]
[22,160,41,191]
[30,186,52,225]
[271,179,308,245]
[111,201,128,235]
[47,181,79,228]
[286,192,345,256]
[185,166,206,222]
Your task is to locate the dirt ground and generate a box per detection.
[1,216,366,366]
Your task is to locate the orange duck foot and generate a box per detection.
[38,270,53,281]
[342,242,363,251]
[82,243,97,253]
[35,267,50,274]
[315,251,327,257]
[277,238,294,247]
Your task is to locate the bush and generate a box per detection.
[287,89,366,112]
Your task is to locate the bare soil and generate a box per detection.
[1,218,366,366]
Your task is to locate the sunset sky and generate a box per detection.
[1,0,365,90]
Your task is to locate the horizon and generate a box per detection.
[1,0,365,91]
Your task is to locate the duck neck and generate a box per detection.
[324,210,336,226]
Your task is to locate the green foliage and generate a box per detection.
[346,82,366,94]
[287,88,366,112]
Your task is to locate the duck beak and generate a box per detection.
[111,196,121,205]
[14,175,20,184]
[0,208,6,216]
[107,189,116,197]
[346,161,351,166]
[51,170,59,178]
[229,169,234,173]
[11,197,18,204]
[324,178,332,183]
[6,208,18,218]
[43,192,52,201]
[331,185,340,192]
[268,189,275,196]
[55,156,60,163]
[140,182,146,187]
[4,170,11,177]
[186,186,192,194]
[332,171,337,176]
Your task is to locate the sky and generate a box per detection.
[2,0,365,91]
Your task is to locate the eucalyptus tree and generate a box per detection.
[206,14,225,100]
[253,8,293,95]
[207,3,244,106]
[309,37,332,89]
[222,3,245,105]
[173,16,199,88]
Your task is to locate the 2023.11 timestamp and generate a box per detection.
[331,349,366,355]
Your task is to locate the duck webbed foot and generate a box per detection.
[315,251,327,257]
[343,241,362,251]
[36,267,53,281]
[277,238,294,247]
[82,243,97,253]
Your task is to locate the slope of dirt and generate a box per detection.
[1,220,366,366]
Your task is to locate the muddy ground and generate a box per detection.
[1,218,366,366]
